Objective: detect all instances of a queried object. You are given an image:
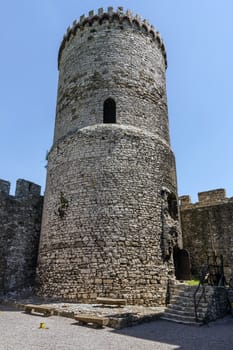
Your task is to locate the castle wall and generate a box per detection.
[0,179,43,294]
[180,190,233,280]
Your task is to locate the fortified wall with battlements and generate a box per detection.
[180,189,233,281]
[0,179,43,295]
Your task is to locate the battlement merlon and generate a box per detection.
[198,189,226,204]
[0,179,41,199]
[179,195,191,207]
[15,179,41,199]
[58,6,167,70]
[0,179,10,195]
[179,188,233,209]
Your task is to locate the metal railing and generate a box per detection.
[193,266,209,322]
[194,255,225,322]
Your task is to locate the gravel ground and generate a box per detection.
[1,304,233,350]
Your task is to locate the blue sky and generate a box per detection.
[0,0,233,202]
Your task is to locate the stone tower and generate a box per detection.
[37,7,181,306]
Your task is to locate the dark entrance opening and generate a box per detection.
[173,247,191,280]
[103,98,116,123]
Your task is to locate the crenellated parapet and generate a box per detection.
[180,189,233,280]
[15,179,41,199]
[180,189,233,209]
[0,179,10,196]
[0,178,41,200]
[0,178,43,295]
[58,6,167,69]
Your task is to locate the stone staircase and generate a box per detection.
[161,283,213,324]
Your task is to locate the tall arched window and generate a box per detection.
[103,98,116,123]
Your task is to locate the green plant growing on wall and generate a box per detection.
[55,192,69,219]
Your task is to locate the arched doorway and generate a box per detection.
[173,246,191,280]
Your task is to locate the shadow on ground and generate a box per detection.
[1,303,233,349]
[0,304,19,312]
[110,316,233,350]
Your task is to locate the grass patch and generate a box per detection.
[186,279,200,286]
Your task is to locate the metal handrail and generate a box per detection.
[194,256,225,322]
[193,266,208,322]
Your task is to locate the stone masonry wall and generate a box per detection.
[54,7,168,144]
[37,125,180,305]
[205,287,229,322]
[0,179,43,294]
[37,7,181,306]
[180,189,233,281]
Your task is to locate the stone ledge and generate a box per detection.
[49,123,172,157]
[95,297,127,307]
[1,298,165,329]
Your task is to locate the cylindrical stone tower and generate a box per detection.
[37,7,182,306]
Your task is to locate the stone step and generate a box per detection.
[165,309,195,318]
[167,300,206,310]
[170,285,191,293]
[163,310,196,320]
[170,293,209,301]
[163,284,213,324]
[167,304,207,314]
[168,298,208,307]
[171,290,211,298]
[170,284,198,290]
[166,305,207,314]
[169,298,208,308]
[171,295,211,302]
[171,283,212,289]
[161,314,201,325]
[161,312,201,324]
[165,307,206,318]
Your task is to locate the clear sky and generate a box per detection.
[0,0,233,202]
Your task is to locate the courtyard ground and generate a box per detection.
[0,304,233,350]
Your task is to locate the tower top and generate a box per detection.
[58,6,167,69]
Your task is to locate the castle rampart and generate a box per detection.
[0,179,43,295]
[180,189,231,209]
[180,189,233,280]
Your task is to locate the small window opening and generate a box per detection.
[103,98,116,123]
